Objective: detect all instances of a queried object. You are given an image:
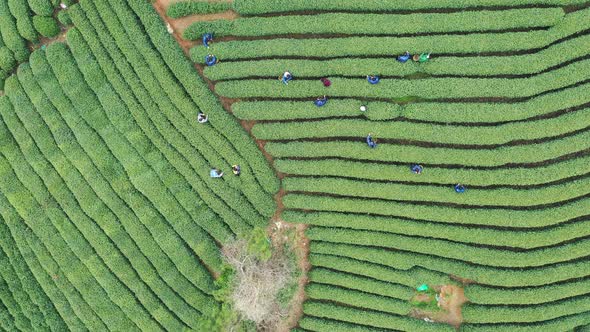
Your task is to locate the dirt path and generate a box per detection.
[152,2,310,330]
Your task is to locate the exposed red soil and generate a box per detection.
[409,284,468,330]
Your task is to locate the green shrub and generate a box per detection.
[57,10,72,26]
[166,1,232,19]
[0,47,16,71]
[185,8,563,39]
[234,0,587,14]
[27,0,54,16]
[32,15,60,37]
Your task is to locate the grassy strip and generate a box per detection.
[307,226,590,269]
[466,278,590,305]
[303,301,453,332]
[460,310,590,332]
[128,0,279,196]
[253,108,590,146]
[275,156,590,187]
[15,64,203,329]
[309,268,414,301]
[167,1,231,19]
[306,283,411,316]
[204,33,590,80]
[283,194,590,228]
[191,9,590,60]
[231,82,590,124]
[284,211,590,249]
[265,129,590,167]
[283,176,590,207]
[184,8,563,38]
[311,241,590,287]
[462,296,590,324]
[233,0,587,14]
[28,48,219,316]
[215,59,590,100]
[0,192,107,330]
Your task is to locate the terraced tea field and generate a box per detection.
[0,0,589,331]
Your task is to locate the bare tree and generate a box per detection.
[222,239,293,331]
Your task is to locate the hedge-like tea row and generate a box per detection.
[45,42,222,285]
[0,0,29,64]
[191,9,590,60]
[0,117,141,331]
[252,108,590,146]
[233,0,587,14]
[231,82,590,124]
[311,241,590,288]
[462,296,590,324]
[276,155,590,187]
[283,194,590,228]
[310,253,452,288]
[306,226,590,269]
[284,211,590,249]
[204,33,590,80]
[303,301,454,332]
[265,129,590,167]
[14,63,216,327]
[77,0,275,223]
[27,51,221,322]
[68,2,261,235]
[0,190,107,331]
[298,315,389,332]
[215,59,590,100]
[465,278,590,305]
[2,78,194,330]
[166,1,231,19]
[460,310,590,332]
[283,176,590,208]
[0,217,67,331]
[126,0,279,196]
[184,8,563,38]
[309,268,415,300]
[306,283,411,316]
[7,0,38,42]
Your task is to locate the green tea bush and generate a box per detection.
[283,193,590,228]
[7,0,38,41]
[32,15,60,37]
[27,0,53,16]
[234,0,587,14]
[57,10,72,26]
[0,47,16,71]
[167,1,232,19]
[185,8,563,39]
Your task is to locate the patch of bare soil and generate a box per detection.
[409,284,468,330]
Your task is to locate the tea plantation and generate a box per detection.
[0,0,589,331]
